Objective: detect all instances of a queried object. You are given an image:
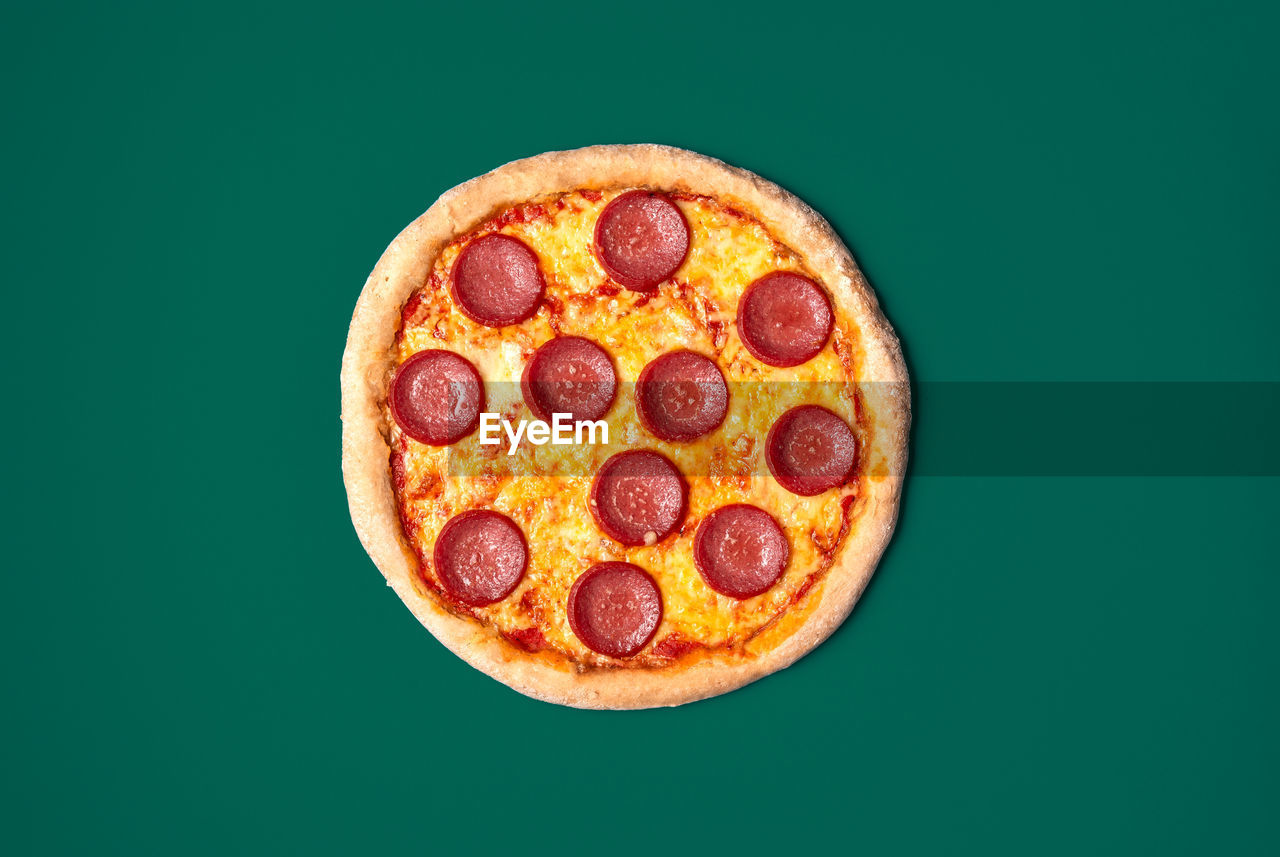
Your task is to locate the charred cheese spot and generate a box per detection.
[391,191,867,667]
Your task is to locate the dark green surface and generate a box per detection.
[4,1,1278,854]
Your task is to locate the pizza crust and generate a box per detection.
[341,145,910,708]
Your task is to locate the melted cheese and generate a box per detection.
[392,191,868,667]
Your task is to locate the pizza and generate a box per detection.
[341,145,909,708]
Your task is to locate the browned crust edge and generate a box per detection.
[340,144,910,709]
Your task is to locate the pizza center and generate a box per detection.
[388,188,870,668]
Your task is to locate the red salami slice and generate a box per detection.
[766,405,858,496]
[432,510,527,607]
[693,504,790,599]
[521,336,617,423]
[736,272,834,367]
[589,450,687,546]
[635,350,729,442]
[450,233,546,327]
[593,190,690,291]
[567,562,663,658]
[388,350,484,446]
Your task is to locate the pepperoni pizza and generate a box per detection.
[341,145,909,708]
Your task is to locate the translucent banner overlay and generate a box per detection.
[429,382,1280,478]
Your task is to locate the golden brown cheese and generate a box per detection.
[390,190,869,668]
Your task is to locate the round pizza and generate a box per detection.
[341,145,909,708]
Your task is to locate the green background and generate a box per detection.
[5,1,1278,854]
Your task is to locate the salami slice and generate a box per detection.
[589,450,687,546]
[693,504,790,599]
[736,272,834,367]
[432,510,527,607]
[593,190,690,291]
[388,350,484,446]
[635,350,729,442]
[450,233,546,327]
[567,562,663,659]
[521,336,617,423]
[766,405,858,496]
